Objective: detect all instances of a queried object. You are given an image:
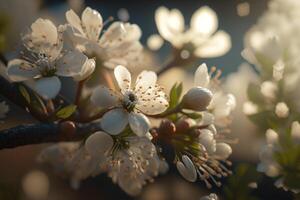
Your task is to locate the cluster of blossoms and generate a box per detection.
[3,6,234,196]
[235,0,300,193]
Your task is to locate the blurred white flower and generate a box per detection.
[291,121,300,143]
[91,65,168,136]
[65,7,143,69]
[243,101,259,115]
[155,6,231,58]
[200,193,218,200]
[147,34,164,51]
[22,170,49,200]
[107,136,160,196]
[275,102,289,118]
[260,81,277,100]
[7,18,89,99]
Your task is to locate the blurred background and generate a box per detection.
[0,0,296,199]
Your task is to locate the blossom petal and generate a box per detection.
[7,59,39,82]
[176,155,197,182]
[30,18,58,46]
[194,31,231,58]
[190,6,218,36]
[66,9,85,35]
[56,50,87,77]
[114,65,131,93]
[135,70,157,92]
[100,108,128,135]
[31,76,61,99]
[194,63,210,87]
[85,131,113,157]
[128,112,150,136]
[90,85,119,108]
[136,95,169,115]
[215,143,232,160]
[155,7,185,44]
[81,7,102,41]
[73,59,96,81]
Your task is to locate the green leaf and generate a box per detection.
[56,105,77,119]
[169,82,183,109]
[19,85,30,103]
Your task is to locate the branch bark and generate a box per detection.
[0,121,102,150]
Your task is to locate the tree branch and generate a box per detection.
[0,121,102,150]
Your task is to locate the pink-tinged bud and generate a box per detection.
[159,120,176,135]
[182,87,213,111]
[175,118,196,133]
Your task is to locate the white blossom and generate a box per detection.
[194,63,236,127]
[65,7,143,69]
[6,18,90,99]
[91,65,168,136]
[107,136,160,196]
[155,6,231,58]
[275,102,289,118]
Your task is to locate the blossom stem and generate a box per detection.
[157,48,197,76]
[151,104,182,118]
[74,79,87,106]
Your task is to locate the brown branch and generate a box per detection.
[0,121,102,150]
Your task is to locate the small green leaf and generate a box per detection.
[169,82,183,109]
[56,105,77,119]
[19,85,30,103]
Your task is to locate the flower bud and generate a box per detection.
[175,118,196,133]
[215,143,232,160]
[159,120,176,135]
[182,87,213,111]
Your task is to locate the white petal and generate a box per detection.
[128,112,150,137]
[190,6,218,36]
[31,77,61,99]
[265,129,279,145]
[7,59,39,82]
[30,18,58,45]
[73,59,96,81]
[81,7,103,41]
[194,63,210,87]
[100,108,128,135]
[136,96,169,115]
[66,9,85,35]
[114,65,131,93]
[198,129,216,154]
[90,86,119,108]
[155,7,185,44]
[291,121,300,142]
[85,131,113,157]
[56,50,87,77]
[194,31,231,58]
[176,155,197,182]
[134,70,157,93]
[215,143,232,160]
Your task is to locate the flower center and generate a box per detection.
[123,91,138,112]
